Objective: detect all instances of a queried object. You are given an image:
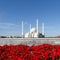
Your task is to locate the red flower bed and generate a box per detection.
[0,44,60,60]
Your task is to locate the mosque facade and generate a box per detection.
[22,19,45,38]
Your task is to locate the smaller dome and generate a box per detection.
[25,32,29,37]
[34,32,39,38]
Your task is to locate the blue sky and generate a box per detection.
[0,0,60,37]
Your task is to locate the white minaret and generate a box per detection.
[30,24,31,32]
[36,19,38,33]
[42,22,44,35]
[22,21,24,38]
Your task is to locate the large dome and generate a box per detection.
[30,28,36,33]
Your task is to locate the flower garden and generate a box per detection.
[0,44,60,60]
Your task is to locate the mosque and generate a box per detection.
[21,19,45,38]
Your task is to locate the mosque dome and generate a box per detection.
[25,32,29,38]
[34,32,39,38]
[30,28,36,33]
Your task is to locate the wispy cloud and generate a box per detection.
[0,22,19,29]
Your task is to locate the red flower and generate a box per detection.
[0,44,60,60]
[18,57,22,60]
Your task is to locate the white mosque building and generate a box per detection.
[21,19,45,38]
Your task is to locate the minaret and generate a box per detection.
[30,24,31,32]
[42,22,44,35]
[22,21,24,38]
[36,19,38,33]
[29,24,32,37]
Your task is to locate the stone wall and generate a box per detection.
[0,38,60,46]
